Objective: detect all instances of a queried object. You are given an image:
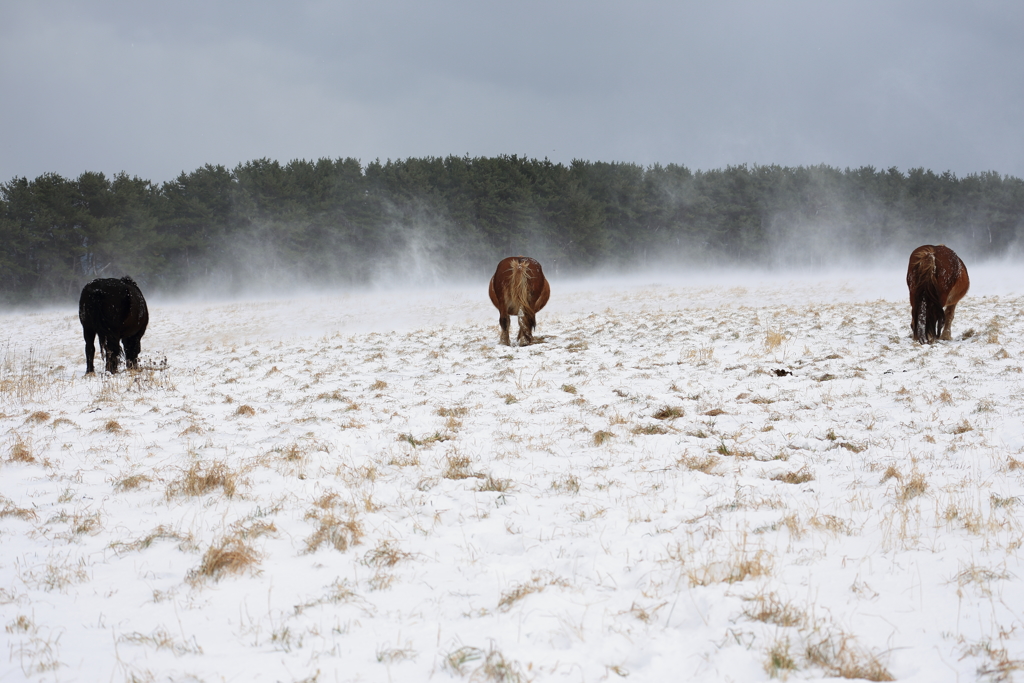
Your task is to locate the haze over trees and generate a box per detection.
[1,156,1022,304]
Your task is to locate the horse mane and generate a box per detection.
[508,259,533,317]
[910,248,945,342]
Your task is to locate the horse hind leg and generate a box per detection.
[518,310,536,346]
[499,312,512,346]
[101,336,122,374]
[941,304,957,341]
[83,328,97,374]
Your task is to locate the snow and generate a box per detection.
[2,264,1024,682]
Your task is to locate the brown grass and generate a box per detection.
[436,406,469,418]
[234,404,256,417]
[304,508,363,553]
[897,472,927,502]
[653,406,685,420]
[497,572,569,612]
[742,592,806,627]
[477,474,512,492]
[363,540,411,568]
[165,461,241,499]
[772,467,815,485]
[688,549,773,586]
[7,438,34,463]
[442,452,481,480]
[592,430,614,446]
[632,423,669,436]
[804,630,894,681]
[678,453,721,475]
[0,495,37,521]
[189,537,260,583]
[765,328,786,351]
[112,473,153,492]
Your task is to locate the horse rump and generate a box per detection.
[79,276,150,374]
[488,256,550,346]
[906,245,969,344]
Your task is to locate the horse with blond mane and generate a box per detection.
[488,256,550,346]
[906,244,969,344]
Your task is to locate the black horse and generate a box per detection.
[79,276,149,374]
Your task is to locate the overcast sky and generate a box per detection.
[2,1,1023,184]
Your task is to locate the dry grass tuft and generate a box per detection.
[189,537,260,583]
[498,571,569,612]
[897,472,928,502]
[683,345,715,363]
[363,540,411,568]
[804,630,894,681]
[0,495,37,521]
[592,430,614,446]
[560,384,578,394]
[468,647,524,683]
[436,405,469,418]
[7,438,35,463]
[880,465,901,483]
[653,406,685,420]
[551,474,581,494]
[765,637,798,679]
[234,404,256,417]
[631,423,669,436]
[765,328,787,351]
[369,379,388,392]
[165,461,241,499]
[112,472,153,492]
[110,524,197,554]
[772,467,814,485]
[399,432,450,448]
[25,411,51,424]
[477,474,512,492]
[178,423,204,437]
[743,592,806,627]
[118,627,202,656]
[688,548,773,586]
[678,453,721,475]
[950,419,974,436]
[103,419,123,433]
[304,513,363,553]
[809,514,854,535]
[442,451,482,480]
[376,646,417,664]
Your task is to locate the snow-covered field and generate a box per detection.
[2,264,1024,682]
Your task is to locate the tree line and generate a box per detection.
[1,156,1022,304]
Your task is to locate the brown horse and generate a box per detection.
[906,244,969,344]
[488,256,550,346]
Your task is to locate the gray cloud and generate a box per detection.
[2,1,1022,183]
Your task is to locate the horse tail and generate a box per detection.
[911,249,945,342]
[508,258,533,317]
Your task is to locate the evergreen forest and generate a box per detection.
[2,156,1022,304]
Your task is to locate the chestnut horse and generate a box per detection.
[79,276,149,373]
[906,244,969,344]
[488,256,550,346]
